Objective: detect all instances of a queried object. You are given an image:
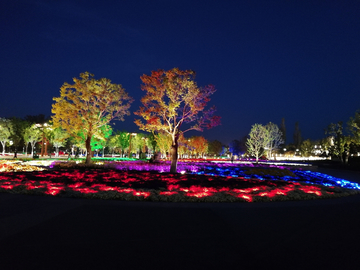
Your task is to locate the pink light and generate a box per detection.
[160,191,178,195]
[133,191,150,197]
[298,186,322,196]
[45,186,64,196]
[237,194,253,202]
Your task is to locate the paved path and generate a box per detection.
[1,186,360,270]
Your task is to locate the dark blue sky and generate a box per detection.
[1,0,360,144]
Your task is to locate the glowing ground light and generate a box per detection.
[0,159,359,202]
[0,168,354,203]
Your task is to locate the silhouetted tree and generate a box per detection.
[293,122,302,148]
[208,140,222,157]
[280,118,286,144]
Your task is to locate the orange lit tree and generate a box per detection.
[135,68,220,173]
[52,72,133,164]
[188,136,208,158]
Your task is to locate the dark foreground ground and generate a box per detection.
[1,167,360,270]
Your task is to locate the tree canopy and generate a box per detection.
[52,72,133,164]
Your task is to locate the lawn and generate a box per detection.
[0,159,359,202]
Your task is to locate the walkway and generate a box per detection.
[1,189,360,269]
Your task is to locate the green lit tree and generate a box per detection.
[23,124,42,156]
[0,118,13,155]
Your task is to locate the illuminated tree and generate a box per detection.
[107,134,119,157]
[326,121,354,164]
[23,124,42,156]
[130,133,147,157]
[75,125,112,157]
[90,125,112,157]
[349,110,360,142]
[246,124,270,163]
[300,139,313,157]
[177,134,189,158]
[155,131,172,159]
[135,68,220,172]
[0,118,13,155]
[52,72,133,164]
[146,132,157,155]
[265,122,284,159]
[9,117,28,157]
[117,132,130,157]
[188,136,208,158]
[50,127,68,157]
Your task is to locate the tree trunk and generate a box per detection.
[25,142,29,156]
[170,137,179,173]
[31,142,36,156]
[85,135,92,164]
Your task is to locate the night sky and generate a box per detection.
[1,0,360,145]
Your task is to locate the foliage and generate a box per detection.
[325,121,353,163]
[300,139,313,157]
[155,131,172,159]
[24,114,50,124]
[146,132,157,154]
[188,136,208,157]
[9,117,29,154]
[23,124,42,156]
[0,118,13,155]
[50,127,68,156]
[75,125,112,153]
[52,72,133,164]
[177,133,189,157]
[118,132,130,156]
[131,133,147,154]
[107,134,119,156]
[246,124,269,163]
[265,122,284,159]
[208,140,223,156]
[348,110,360,143]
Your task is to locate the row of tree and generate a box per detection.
[51,69,220,172]
[0,115,224,159]
[242,110,360,163]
